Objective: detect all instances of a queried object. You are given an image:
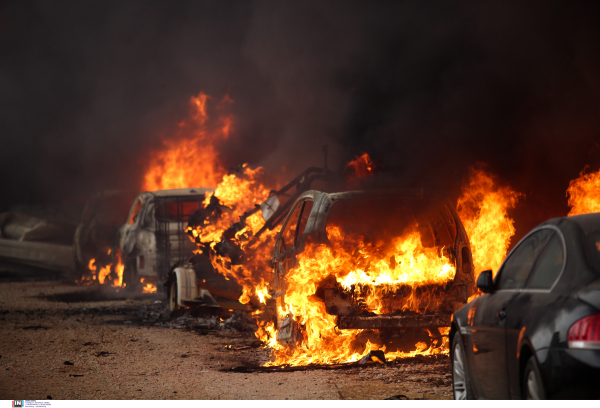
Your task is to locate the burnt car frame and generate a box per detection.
[118,187,214,288]
[270,188,477,347]
[450,213,600,399]
[167,166,338,311]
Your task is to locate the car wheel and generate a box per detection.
[168,275,179,313]
[452,331,474,400]
[523,356,546,399]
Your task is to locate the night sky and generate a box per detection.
[2,1,600,238]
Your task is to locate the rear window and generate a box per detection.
[155,200,203,222]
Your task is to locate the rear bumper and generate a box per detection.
[538,348,600,399]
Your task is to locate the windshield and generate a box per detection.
[326,196,457,249]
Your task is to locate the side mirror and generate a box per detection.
[477,270,494,293]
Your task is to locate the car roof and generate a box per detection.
[297,187,447,202]
[543,212,600,235]
[144,187,215,198]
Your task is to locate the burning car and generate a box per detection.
[167,166,338,312]
[266,188,477,362]
[117,187,214,289]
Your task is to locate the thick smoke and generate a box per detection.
[2,1,600,239]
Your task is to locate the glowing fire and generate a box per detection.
[143,92,233,192]
[141,278,157,294]
[457,167,520,280]
[141,91,277,305]
[187,164,276,304]
[79,249,125,289]
[344,153,377,184]
[567,166,600,216]
[257,221,455,366]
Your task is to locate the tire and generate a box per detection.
[523,356,546,399]
[168,275,179,313]
[451,331,474,400]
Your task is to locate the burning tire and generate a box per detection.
[451,331,474,400]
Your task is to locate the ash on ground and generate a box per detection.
[156,308,258,332]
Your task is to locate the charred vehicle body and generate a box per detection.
[118,187,214,289]
[270,189,476,350]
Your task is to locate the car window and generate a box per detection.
[496,229,554,290]
[296,200,313,245]
[281,203,303,252]
[128,198,142,225]
[525,234,564,289]
[155,200,202,222]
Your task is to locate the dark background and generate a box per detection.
[2,1,600,240]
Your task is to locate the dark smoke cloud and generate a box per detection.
[2,1,600,238]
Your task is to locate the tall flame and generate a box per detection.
[567,166,600,216]
[191,164,275,304]
[457,167,520,279]
[141,91,277,305]
[143,92,232,192]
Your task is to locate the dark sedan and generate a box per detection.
[450,213,600,399]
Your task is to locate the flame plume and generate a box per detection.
[457,167,520,280]
[143,92,232,192]
[141,91,277,304]
[567,166,600,216]
[189,164,275,304]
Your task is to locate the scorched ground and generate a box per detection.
[0,262,451,400]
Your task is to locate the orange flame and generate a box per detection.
[79,249,125,289]
[141,91,277,305]
[457,167,520,280]
[143,92,232,192]
[344,153,377,184]
[140,278,157,294]
[188,164,276,304]
[257,222,455,366]
[567,166,600,216]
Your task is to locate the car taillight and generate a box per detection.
[568,313,600,349]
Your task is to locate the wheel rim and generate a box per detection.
[453,342,467,400]
[526,370,540,400]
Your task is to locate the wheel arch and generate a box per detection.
[449,322,460,357]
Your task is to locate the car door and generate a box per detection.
[470,228,554,398]
[504,228,565,398]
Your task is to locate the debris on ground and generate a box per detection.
[359,350,386,365]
